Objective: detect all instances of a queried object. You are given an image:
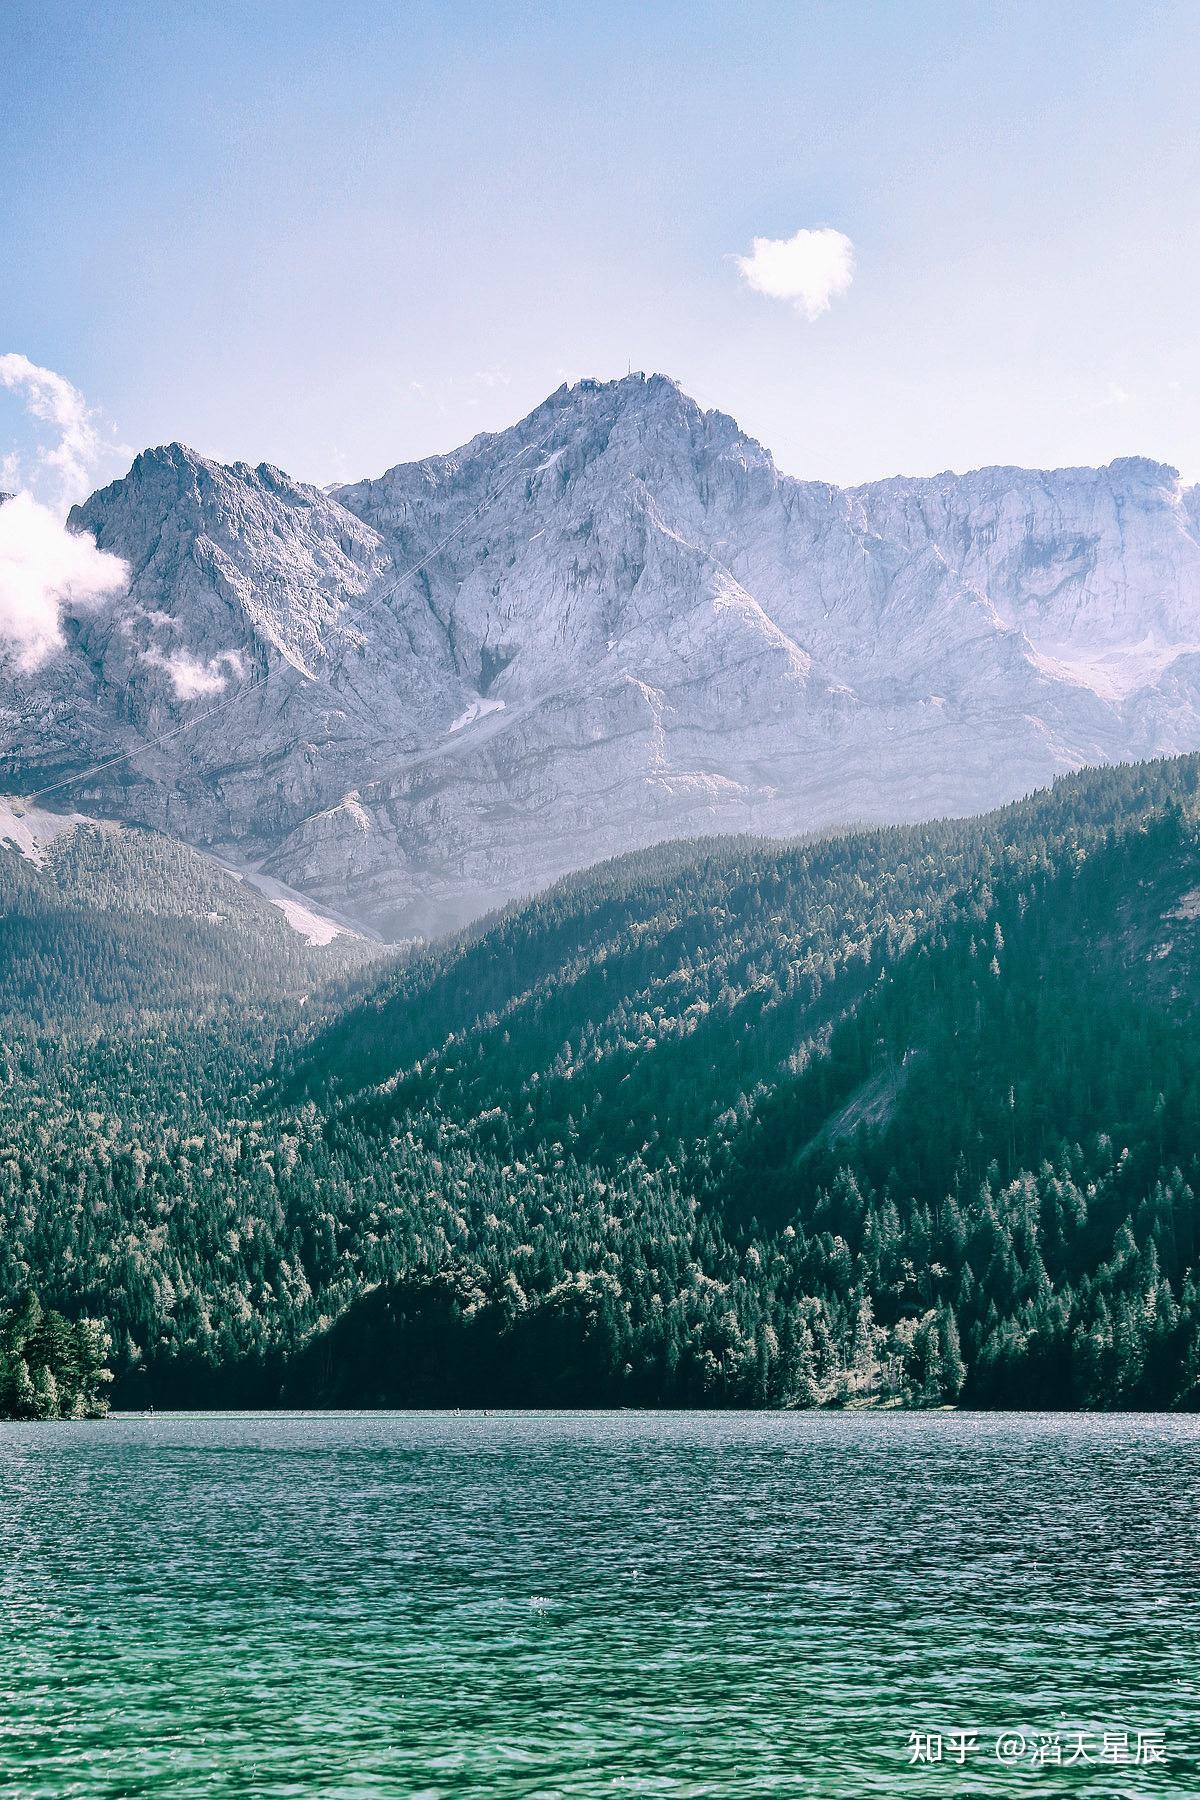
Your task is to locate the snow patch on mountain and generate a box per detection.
[209,851,370,944]
[1027,638,1200,704]
[449,697,506,733]
[229,870,365,946]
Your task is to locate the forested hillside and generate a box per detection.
[0,815,377,1023]
[0,813,382,1415]
[4,760,1200,1411]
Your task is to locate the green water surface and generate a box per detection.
[0,1412,1196,1797]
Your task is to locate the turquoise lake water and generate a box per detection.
[0,1412,1196,1797]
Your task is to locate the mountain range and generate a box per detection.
[6,372,1200,1413]
[6,372,1200,935]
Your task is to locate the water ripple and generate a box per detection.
[0,1412,1196,1796]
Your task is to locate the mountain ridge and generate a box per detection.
[5,372,1200,935]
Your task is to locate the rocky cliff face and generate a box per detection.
[3,374,1200,935]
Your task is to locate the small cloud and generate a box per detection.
[0,492,128,671]
[734,226,855,320]
[406,368,514,416]
[1080,381,1136,417]
[143,646,245,701]
[324,443,354,484]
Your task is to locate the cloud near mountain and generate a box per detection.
[0,492,128,671]
[734,227,855,318]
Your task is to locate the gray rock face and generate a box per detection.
[4,375,1200,935]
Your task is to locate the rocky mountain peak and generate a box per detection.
[6,377,1200,935]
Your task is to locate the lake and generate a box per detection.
[0,1412,1196,1796]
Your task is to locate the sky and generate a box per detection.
[3,0,1200,503]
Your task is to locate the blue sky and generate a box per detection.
[3,0,1199,495]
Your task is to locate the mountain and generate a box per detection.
[295,755,1200,1201]
[5,375,1200,934]
[199,752,1200,1409]
[0,794,378,1024]
[6,754,1200,1410]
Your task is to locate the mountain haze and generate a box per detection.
[5,375,1200,933]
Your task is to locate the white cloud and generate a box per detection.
[0,352,112,506]
[0,492,128,671]
[734,227,855,320]
[0,356,135,672]
[1078,381,1137,418]
[143,646,246,700]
